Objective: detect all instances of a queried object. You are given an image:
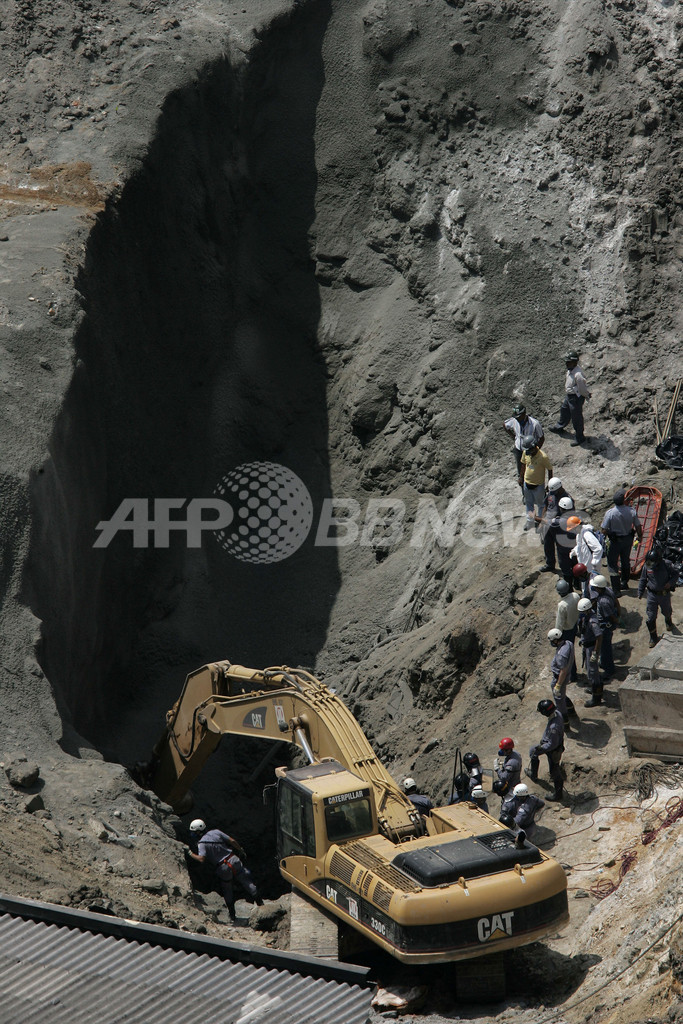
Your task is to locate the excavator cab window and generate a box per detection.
[277,780,316,859]
[324,795,373,843]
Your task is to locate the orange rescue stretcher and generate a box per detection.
[624,485,663,578]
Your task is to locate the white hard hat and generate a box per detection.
[403,777,416,791]
[558,496,574,511]
[548,477,562,492]
[471,786,486,800]
[592,575,608,588]
[547,628,563,642]
[189,819,206,833]
[513,783,529,798]
[577,597,593,612]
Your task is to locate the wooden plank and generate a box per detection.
[289,890,340,960]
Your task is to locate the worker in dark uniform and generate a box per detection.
[463,751,484,790]
[638,547,678,647]
[492,737,522,797]
[500,783,546,839]
[536,478,574,573]
[572,561,591,597]
[403,777,433,815]
[553,496,577,582]
[528,699,565,802]
[187,819,262,921]
[470,786,490,813]
[449,772,473,804]
[503,404,544,485]
[601,490,642,593]
[549,350,591,446]
[589,574,620,680]
[577,596,603,706]
[547,628,576,724]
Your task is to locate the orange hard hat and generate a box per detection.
[566,515,582,530]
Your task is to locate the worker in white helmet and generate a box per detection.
[187,819,262,921]
[403,777,433,815]
[499,783,545,839]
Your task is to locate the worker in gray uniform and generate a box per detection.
[403,777,434,815]
[548,350,591,446]
[577,595,603,706]
[589,575,620,680]
[547,628,576,724]
[536,477,574,573]
[492,737,522,797]
[601,490,642,593]
[528,699,565,802]
[470,786,490,814]
[503,404,544,484]
[500,783,546,840]
[187,819,262,921]
[638,547,678,647]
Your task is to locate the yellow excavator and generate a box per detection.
[143,660,569,966]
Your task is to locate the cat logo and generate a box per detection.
[242,706,267,730]
[477,911,514,942]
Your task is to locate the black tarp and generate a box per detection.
[654,510,683,585]
[655,435,683,469]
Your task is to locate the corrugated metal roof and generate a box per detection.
[0,896,373,1024]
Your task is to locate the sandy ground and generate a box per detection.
[1,1,683,1021]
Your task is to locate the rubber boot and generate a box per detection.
[610,575,621,595]
[647,621,659,648]
[666,619,674,632]
[526,758,539,782]
[227,901,237,921]
[585,688,603,708]
[548,781,564,802]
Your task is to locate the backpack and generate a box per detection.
[591,528,606,558]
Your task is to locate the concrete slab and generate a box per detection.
[635,633,683,680]
[622,634,683,758]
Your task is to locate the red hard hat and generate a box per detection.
[572,562,588,578]
[499,737,514,752]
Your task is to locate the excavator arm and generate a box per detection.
[147,661,421,840]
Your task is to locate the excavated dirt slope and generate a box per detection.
[2,1,683,1021]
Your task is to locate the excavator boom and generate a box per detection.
[149,661,421,839]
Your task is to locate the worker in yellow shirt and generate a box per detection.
[518,435,553,532]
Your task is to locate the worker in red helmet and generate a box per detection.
[572,561,590,597]
[492,737,522,796]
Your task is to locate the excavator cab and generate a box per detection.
[276,760,377,869]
